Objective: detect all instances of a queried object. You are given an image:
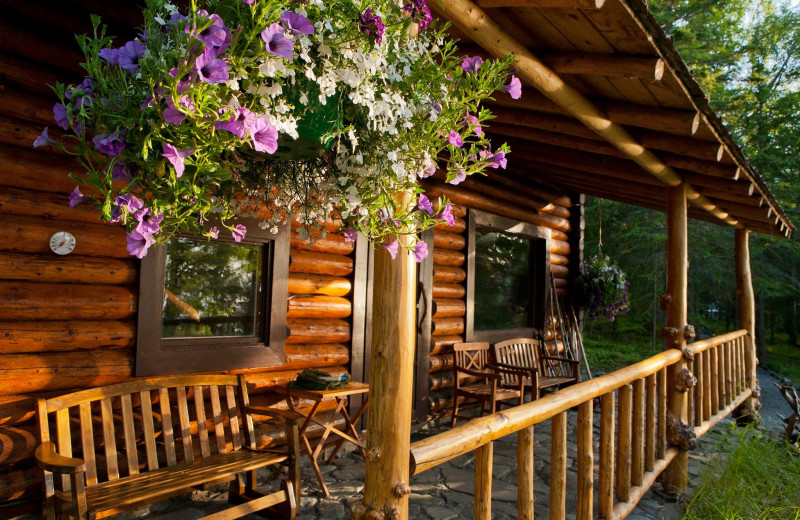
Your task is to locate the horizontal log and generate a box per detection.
[290,232,354,256]
[430,335,463,356]
[0,86,55,127]
[0,394,50,425]
[0,186,109,225]
[456,174,571,219]
[422,180,571,232]
[0,465,39,502]
[0,214,128,258]
[286,295,351,319]
[554,277,568,288]
[0,144,78,193]
[477,170,572,217]
[433,231,466,251]
[0,348,133,396]
[428,391,460,413]
[541,52,664,81]
[430,354,455,373]
[433,249,466,268]
[0,281,136,320]
[0,115,69,153]
[0,51,73,97]
[550,253,569,266]
[431,200,468,218]
[288,273,351,296]
[0,17,84,74]
[551,239,570,256]
[254,409,346,449]
[635,129,727,164]
[429,372,456,391]
[245,365,348,393]
[289,249,353,277]
[431,317,464,336]
[432,299,466,318]
[475,0,605,7]
[285,318,350,344]
[0,252,137,285]
[433,266,466,283]
[434,216,467,234]
[0,423,37,471]
[432,283,465,300]
[0,320,135,354]
[550,264,569,279]
[552,229,568,242]
[232,344,349,374]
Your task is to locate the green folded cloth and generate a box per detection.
[289,369,351,390]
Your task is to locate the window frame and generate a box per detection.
[465,210,551,344]
[136,219,290,376]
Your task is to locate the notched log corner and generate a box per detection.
[666,412,697,450]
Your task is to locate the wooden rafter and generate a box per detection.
[475,0,605,8]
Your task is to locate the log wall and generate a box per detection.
[0,2,355,507]
[422,175,574,417]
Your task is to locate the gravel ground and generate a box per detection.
[756,365,796,432]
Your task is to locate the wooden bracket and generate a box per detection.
[666,413,697,450]
[675,368,697,393]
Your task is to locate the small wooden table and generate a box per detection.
[274,381,369,496]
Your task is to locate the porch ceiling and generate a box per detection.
[432,0,794,238]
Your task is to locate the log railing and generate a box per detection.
[409,329,752,520]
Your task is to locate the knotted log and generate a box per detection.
[432,283,465,300]
[0,320,135,354]
[433,231,466,251]
[433,266,466,283]
[289,250,353,277]
[430,335,462,356]
[433,249,466,268]
[0,252,137,285]
[287,295,351,319]
[432,299,466,318]
[0,281,136,320]
[285,318,350,344]
[0,214,128,258]
[288,273,351,296]
[431,317,464,336]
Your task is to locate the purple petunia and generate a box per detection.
[382,239,399,260]
[232,224,247,242]
[163,95,195,125]
[261,23,294,59]
[482,150,507,169]
[135,208,164,235]
[112,161,132,182]
[437,203,455,226]
[115,193,144,213]
[93,133,126,156]
[126,228,154,259]
[188,10,229,50]
[215,107,257,138]
[503,75,522,100]
[461,56,483,73]
[448,167,467,185]
[98,47,119,65]
[404,0,433,29]
[68,186,88,208]
[33,127,57,149]
[162,142,195,177]
[241,0,255,3]
[358,9,386,45]
[420,158,437,178]
[343,227,359,242]
[117,40,146,73]
[417,194,434,214]
[65,78,93,108]
[209,226,220,239]
[250,116,278,154]
[53,103,70,130]
[281,11,315,36]
[195,48,229,84]
[414,241,428,262]
[448,130,463,148]
[464,115,483,137]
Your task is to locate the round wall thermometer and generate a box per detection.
[49,231,76,255]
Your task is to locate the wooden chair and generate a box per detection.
[36,375,300,520]
[451,342,529,426]
[492,337,580,400]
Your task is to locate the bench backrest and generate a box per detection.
[492,338,542,386]
[38,375,255,490]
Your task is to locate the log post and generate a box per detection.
[662,183,690,493]
[735,229,757,390]
[357,204,417,520]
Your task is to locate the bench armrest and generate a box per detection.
[486,362,537,380]
[541,356,580,366]
[35,441,85,474]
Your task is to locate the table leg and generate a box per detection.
[326,397,369,462]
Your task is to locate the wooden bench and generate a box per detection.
[493,338,579,400]
[35,375,300,520]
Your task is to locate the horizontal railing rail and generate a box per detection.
[409,329,753,520]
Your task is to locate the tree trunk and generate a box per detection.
[757,292,767,363]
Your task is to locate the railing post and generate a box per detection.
[517,427,534,520]
[475,442,493,520]
[662,183,691,493]
[356,203,417,520]
[735,228,760,421]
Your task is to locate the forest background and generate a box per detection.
[581,0,800,381]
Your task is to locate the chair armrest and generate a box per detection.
[35,441,85,474]
[454,367,501,381]
[246,405,304,424]
[486,362,536,380]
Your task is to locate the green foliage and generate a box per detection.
[574,254,629,322]
[764,334,800,382]
[683,426,800,519]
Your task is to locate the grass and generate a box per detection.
[580,317,660,373]
[683,426,800,520]
[763,335,800,382]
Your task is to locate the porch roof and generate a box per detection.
[432,0,794,237]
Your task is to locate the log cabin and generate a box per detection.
[0,0,793,518]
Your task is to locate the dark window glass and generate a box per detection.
[162,238,264,339]
[473,227,534,331]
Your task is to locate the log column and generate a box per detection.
[662,183,691,493]
[356,205,418,520]
[734,228,760,422]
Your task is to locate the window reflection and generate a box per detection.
[474,228,534,331]
[162,238,263,338]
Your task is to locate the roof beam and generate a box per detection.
[540,52,664,80]
[476,0,605,8]
[432,0,739,227]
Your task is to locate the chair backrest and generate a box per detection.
[452,342,492,377]
[493,338,542,385]
[37,375,253,491]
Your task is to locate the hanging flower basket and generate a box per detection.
[35,0,522,259]
[574,255,630,322]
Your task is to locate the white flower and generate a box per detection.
[154,15,166,25]
[227,79,240,91]
[299,92,308,105]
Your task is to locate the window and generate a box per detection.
[136,219,289,376]
[466,210,550,343]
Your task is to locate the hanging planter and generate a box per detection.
[34,0,523,259]
[574,255,630,322]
